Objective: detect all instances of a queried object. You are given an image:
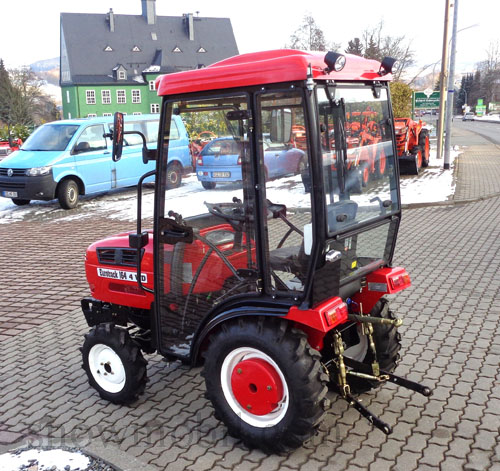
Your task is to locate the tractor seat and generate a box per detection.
[269,244,306,274]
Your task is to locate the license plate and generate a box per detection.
[3,191,17,197]
[212,171,230,178]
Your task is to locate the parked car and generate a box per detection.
[0,138,22,161]
[462,112,475,121]
[196,137,306,189]
[0,115,192,209]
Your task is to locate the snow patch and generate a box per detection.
[0,448,90,471]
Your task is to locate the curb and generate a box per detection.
[402,192,500,210]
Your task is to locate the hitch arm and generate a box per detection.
[385,372,432,397]
[345,393,392,435]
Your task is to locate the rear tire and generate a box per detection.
[341,298,401,394]
[203,317,329,453]
[81,323,148,404]
[202,181,216,190]
[11,198,30,206]
[57,178,79,209]
[166,162,182,189]
[411,146,423,174]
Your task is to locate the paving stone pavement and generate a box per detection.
[1,142,499,470]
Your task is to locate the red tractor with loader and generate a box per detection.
[394,117,430,174]
[80,50,431,453]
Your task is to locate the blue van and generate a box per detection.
[0,114,192,209]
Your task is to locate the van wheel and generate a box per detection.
[202,181,216,190]
[58,179,79,209]
[166,162,182,189]
[12,198,30,206]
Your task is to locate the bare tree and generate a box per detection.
[286,14,340,52]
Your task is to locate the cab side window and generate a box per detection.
[74,125,107,154]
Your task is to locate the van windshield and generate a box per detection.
[22,124,80,151]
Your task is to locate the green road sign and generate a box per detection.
[413,91,440,109]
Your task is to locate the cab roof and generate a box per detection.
[156,49,391,97]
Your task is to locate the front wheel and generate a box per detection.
[57,178,79,209]
[166,162,182,189]
[203,317,329,453]
[81,323,148,404]
[12,198,30,206]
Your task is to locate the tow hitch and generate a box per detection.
[328,319,432,435]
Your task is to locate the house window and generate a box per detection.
[197,47,207,53]
[132,90,141,104]
[104,46,113,52]
[117,90,126,104]
[66,90,70,103]
[68,113,72,119]
[118,70,126,80]
[133,112,142,116]
[101,90,111,105]
[172,46,182,53]
[150,103,160,113]
[86,90,96,105]
[149,80,156,91]
[151,32,157,41]
[87,113,97,118]
[103,113,112,117]
[132,46,141,52]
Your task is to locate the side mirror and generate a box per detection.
[270,109,292,143]
[73,141,90,154]
[112,112,124,162]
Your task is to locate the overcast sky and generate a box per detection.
[1,0,498,76]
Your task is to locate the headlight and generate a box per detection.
[25,166,52,176]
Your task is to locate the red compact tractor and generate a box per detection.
[0,138,22,160]
[394,118,430,174]
[80,50,431,453]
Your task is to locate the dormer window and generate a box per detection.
[172,46,182,53]
[197,47,207,53]
[104,45,113,52]
[132,46,141,52]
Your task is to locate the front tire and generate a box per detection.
[203,317,329,453]
[57,178,79,209]
[82,323,148,404]
[12,198,30,206]
[166,162,182,189]
[419,130,430,167]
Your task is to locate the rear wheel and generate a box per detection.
[203,317,329,453]
[81,323,148,404]
[202,181,216,190]
[374,150,387,178]
[57,178,79,209]
[341,298,401,394]
[166,162,182,189]
[419,130,430,167]
[11,198,30,206]
[411,146,423,174]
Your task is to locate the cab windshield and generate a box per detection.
[22,124,80,151]
[316,85,399,236]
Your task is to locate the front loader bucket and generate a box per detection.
[399,153,419,175]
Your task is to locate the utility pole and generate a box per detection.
[444,0,459,169]
[436,0,453,160]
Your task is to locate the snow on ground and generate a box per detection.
[474,114,500,122]
[0,448,90,471]
[0,147,462,225]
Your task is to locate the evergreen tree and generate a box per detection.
[345,38,363,56]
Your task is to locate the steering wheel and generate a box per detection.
[205,199,246,223]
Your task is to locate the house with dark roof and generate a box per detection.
[60,0,238,118]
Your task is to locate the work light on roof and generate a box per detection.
[324,51,346,73]
[379,57,400,76]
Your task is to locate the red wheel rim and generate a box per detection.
[417,150,422,169]
[379,153,386,175]
[362,166,369,184]
[231,358,284,416]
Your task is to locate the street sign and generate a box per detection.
[413,91,441,109]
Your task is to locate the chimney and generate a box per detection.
[141,0,156,25]
[186,13,194,41]
[106,8,115,32]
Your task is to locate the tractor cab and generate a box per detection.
[81,50,431,453]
